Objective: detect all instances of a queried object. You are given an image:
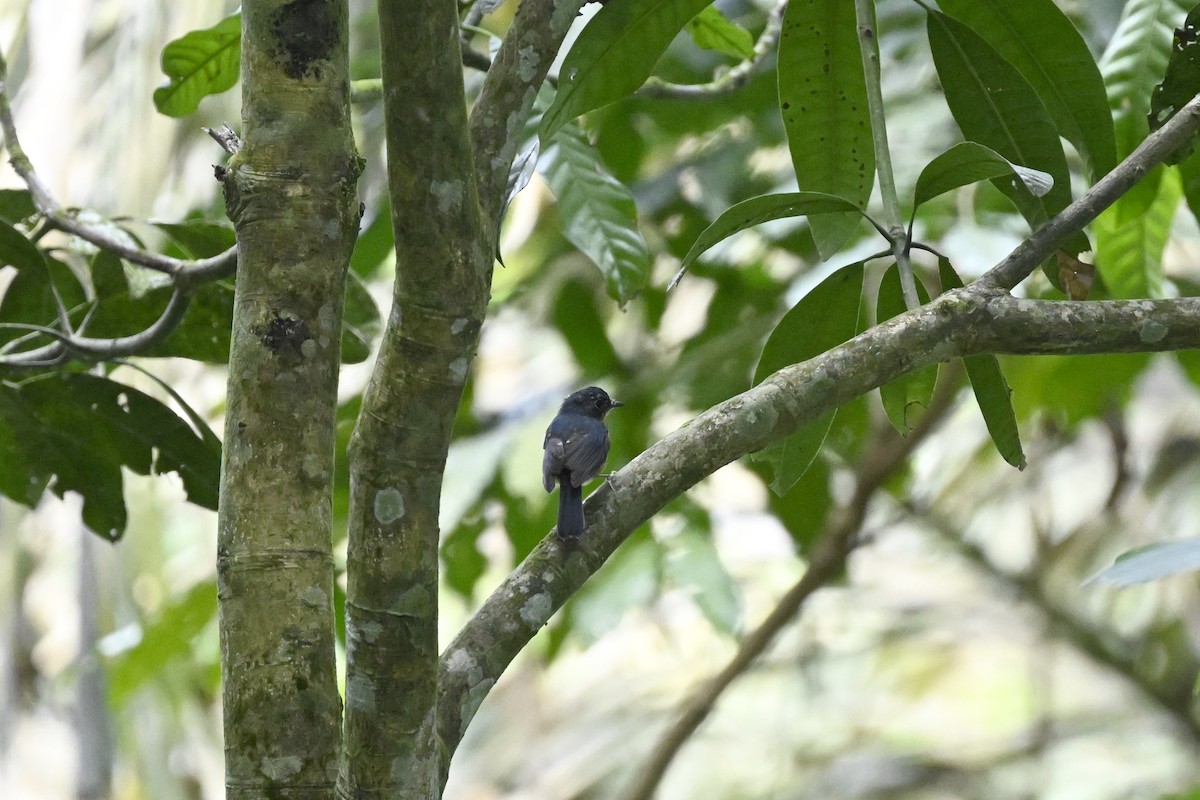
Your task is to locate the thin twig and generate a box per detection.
[638,0,786,100]
[620,364,963,800]
[0,47,234,366]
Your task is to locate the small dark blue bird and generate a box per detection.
[542,386,622,539]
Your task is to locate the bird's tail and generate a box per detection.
[557,480,585,539]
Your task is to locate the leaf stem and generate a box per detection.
[855,0,918,308]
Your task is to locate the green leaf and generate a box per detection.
[753,262,864,493]
[0,218,46,272]
[0,189,36,224]
[26,374,221,511]
[153,14,241,117]
[1086,539,1200,587]
[778,0,874,258]
[84,280,235,363]
[926,10,1072,233]
[761,455,831,552]
[1005,352,1149,425]
[936,0,1117,180]
[106,581,218,706]
[341,272,381,364]
[153,220,236,259]
[912,142,1052,210]
[665,529,742,636]
[939,258,1025,469]
[350,199,394,279]
[686,5,754,60]
[676,191,864,278]
[877,265,936,434]
[1094,163,1181,298]
[544,123,649,305]
[540,0,715,141]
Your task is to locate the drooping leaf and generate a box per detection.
[778,0,874,258]
[877,265,937,434]
[753,262,864,493]
[1086,539,1200,587]
[926,11,1074,238]
[441,516,488,601]
[152,14,241,118]
[665,529,742,636]
[936,0,1117,179]
[350,198,394,279]
[0,218,46,272]
[1094,164,1181,298]
[760,455,831,552]
[686,5,754,61]
[939,258,1024,468]
[106,581,218,706]
[543,123,649,305]
[0,225,88,349]
[673,192,864,287]
[540,0,715,141]
[912,142,1052,210]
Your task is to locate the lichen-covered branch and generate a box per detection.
[216,3,361,797]
[436,287,1200,756]
[339,0,488,795]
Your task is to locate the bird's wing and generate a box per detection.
[562,425,611,487]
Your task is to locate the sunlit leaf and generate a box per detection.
[1086,539,1200,587]
[753,262,864,493]
[778,0,874,257]
[543,123,649,305]
[1095,165,1181,298]
[686,5,754,61]
[540,0,715,141]
[153,14,241,117]
[912,142,1052,210]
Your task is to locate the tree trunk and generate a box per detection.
[216,2,360,798]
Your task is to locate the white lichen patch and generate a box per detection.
[449,356,469,383]
[517,45,538,83]
[431,180,463,214]
[347,671,376,712]
[260,755,304,780]
[452,317,468,335]
[374,487,406,524]
[520,591,553,628]
[300,586,326,608]
[1139,319,1168,343]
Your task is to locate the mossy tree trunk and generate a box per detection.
[216,2,360,798]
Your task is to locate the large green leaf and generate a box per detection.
[544,123,649,305]
[877,264,936,434]
[912,142,1052,210]
[674,191,864,286]
[752,262,864,494]
[1094,164,1181,298]
[777,0,874,258]
[665,529,742,636]
[1096,0,1192,294]
[0,374,220,538]
[540,0,715,141]
[0,189,35,224]
[153,14,241,117]
[936,0,1116,180]
[926,10,1072,234]
[1086,539,1200,587]
[939,259,1024,468]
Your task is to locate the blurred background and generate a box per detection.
[5,0,1200,798]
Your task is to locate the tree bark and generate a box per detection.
[217,2,360,798]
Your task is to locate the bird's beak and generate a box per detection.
[610,399,624,408]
